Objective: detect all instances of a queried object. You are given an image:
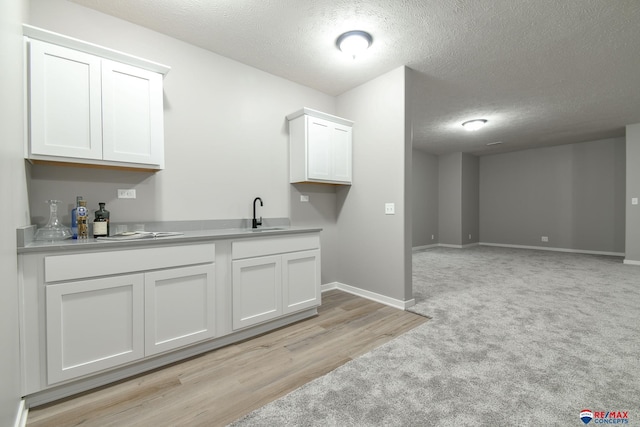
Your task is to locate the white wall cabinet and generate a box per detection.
[25,27,169,170]
[287,108,353,185]
[232,235,321,330]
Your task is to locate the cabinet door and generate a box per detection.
[282,249,321,315]
[29,39,103,160]
[46,274,144,384]
[306,116,332,181]
[232,255,282,330]
[144,264,216,356]
[102,60,164,166]
[330,123,352,183]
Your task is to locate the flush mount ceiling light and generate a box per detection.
[336,30,373,58]
[462,119,488,131]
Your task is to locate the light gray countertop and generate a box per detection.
[18,222,322,254]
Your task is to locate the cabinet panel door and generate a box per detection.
[232,255,282,330]
[46,274,144,384]
[306,117,332,181]
[145,264,216,356]
[282,250,321,315]
[29,39,103,160]
[102,60,164,166]
[331,124,352,183]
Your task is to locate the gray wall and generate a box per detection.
[412,150,439,247]
[28,0,335,225]
[462,153,479,245]
[438,153,463,245]
[334,67,412,302]
[480,137,626,253]
[626,124,640,262]
[0,0,30,424]
[28,1,413,304]
[28,0,342,282]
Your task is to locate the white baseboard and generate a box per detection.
[623,259,640,266]
[480,242,624,257]
[322,282,415,309]
[14,399,27,427]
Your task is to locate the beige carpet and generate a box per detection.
[232,246,640,426]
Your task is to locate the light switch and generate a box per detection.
[385,203,395,215]
[633,197,639,205]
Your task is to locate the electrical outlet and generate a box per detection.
[541,236,549,242]
[633,197,639,205]
[431,234,435,240]
[118,189,136,199]
[468,234,472,240]
[300,195,309,202]
[385,203,395,215]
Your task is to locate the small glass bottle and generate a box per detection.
[77,200,88,239]
[71,196,83,239]
[93,202,110,238]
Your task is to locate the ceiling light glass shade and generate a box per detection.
[336,31,372,58]
[462,119,488,131]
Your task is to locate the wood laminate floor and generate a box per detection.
[27,290,428,427]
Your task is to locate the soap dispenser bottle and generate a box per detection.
[93,202,110,237]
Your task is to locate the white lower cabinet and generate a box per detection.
[282,250,321,315]
[232,255,283,330]
[145,264,216,356]
[19,233,321,401]
[45,262,217,384]
[232,235,321,330]
[39,243,216,386]
[46,274,145,384]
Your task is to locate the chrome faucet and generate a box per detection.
[252,197,263,228]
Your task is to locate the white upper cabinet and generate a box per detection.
[101,60,164,165]
[24,26,170,170]
[287,108,353,185]
[29,41,104,160]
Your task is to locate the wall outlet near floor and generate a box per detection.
[541,236,549,242]
[468,234,472,240]
[431,234,435,240]
[117,189,136,199]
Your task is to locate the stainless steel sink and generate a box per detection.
[247,227,287,232]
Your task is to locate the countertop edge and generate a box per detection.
[18,227,323,254]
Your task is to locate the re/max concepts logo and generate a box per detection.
[581,409,629,424]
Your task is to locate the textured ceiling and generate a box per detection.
[70,0,640,155]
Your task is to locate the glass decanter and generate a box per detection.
[34,200,72,241]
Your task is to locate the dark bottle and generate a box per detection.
[93,202,110,238]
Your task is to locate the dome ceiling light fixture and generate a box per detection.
[462,119,488,131]
[336,30,373,58]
